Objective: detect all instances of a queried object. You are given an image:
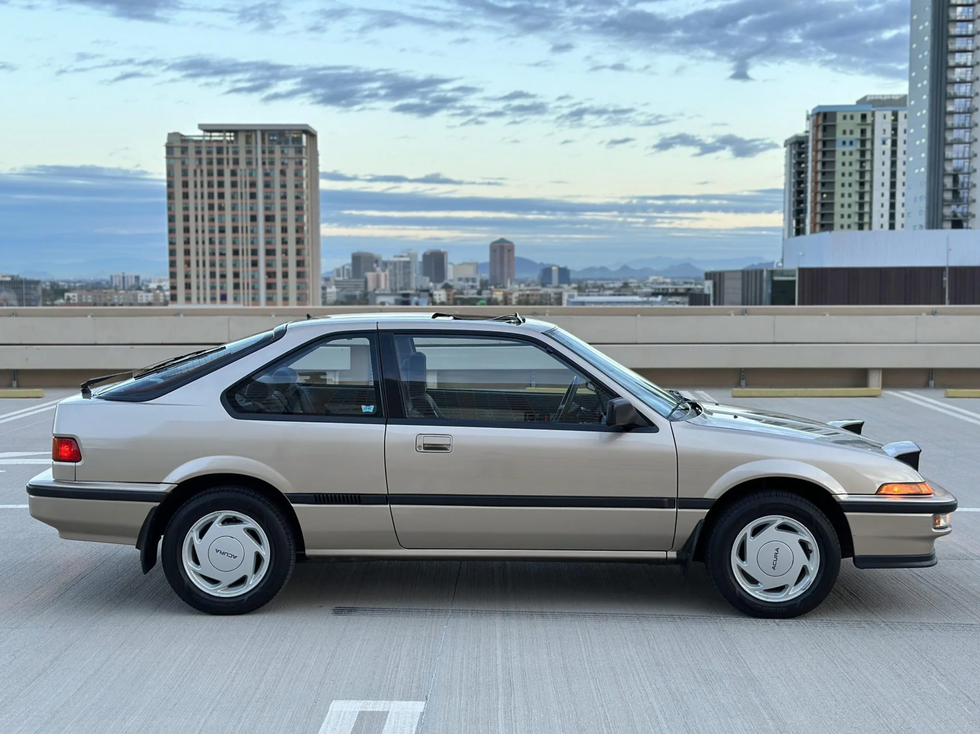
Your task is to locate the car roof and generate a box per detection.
[286,312,556,332]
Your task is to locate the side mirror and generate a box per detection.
[605,397,639,428]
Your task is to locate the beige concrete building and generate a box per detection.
[489,238,515,286]
[805,96,907,234]
[166,124,321,306]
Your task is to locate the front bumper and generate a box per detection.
[839,490,957,569]
[27,470,172,546]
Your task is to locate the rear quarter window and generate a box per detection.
[99,327,284,402]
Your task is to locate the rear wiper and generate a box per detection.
[134,347,223,379]
[80,371,133,398]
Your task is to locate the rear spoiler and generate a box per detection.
[828,419,864,435]
[883,441,921,471]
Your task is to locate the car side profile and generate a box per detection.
[28,313,957,617]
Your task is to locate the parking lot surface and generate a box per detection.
[1,389,979,734]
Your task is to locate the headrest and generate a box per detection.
[258,366,300,385]
[402,352,427,383]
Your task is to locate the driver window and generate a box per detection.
[392,334,613,425]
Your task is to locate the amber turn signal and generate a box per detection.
[876,482,933,495]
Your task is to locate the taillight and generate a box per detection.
[52,437,82,463]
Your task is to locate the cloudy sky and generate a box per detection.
[0,0,909,275]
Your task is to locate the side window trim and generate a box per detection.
[378,331,406,420]
[377,329,651,431]
[221,329,385,424]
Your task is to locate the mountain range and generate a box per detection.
[476,255,769,280]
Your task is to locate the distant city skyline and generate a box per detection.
[0,1,911,274]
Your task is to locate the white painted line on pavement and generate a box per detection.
[888,391,980,427]
[318,700,425,734]
[0,452,49,458]
[0,404,58,426]
[0,398,61,420]
[0,459,50,465]
[696,390,717,403]
[899,391,980,420]
[0,505,28,509]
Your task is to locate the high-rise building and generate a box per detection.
[539,265,571,286]
[421,249,449,284]
[351,252,380,280]
[805,96,907,234]
[365,270,389,292]
[453,262,479,279]
[908,0,978,229]
[165,124,321,306]
[404,249,419,277]
[0,275,42,307]
[489,238,515,286]
[783,133,809,239]
[386,255,415,291]
[110,272,141,290]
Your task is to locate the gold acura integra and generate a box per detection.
[28,313,956,617]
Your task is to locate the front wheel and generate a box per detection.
[161,487,295,615]
[704,491,840,618]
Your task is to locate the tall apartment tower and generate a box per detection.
[783,133,809,239]
[421,249,449,284]
[165,124,321,306]
[489,238,515,286]
[908,0,977,229]
[386,255,415,291]
[805,96,908,234]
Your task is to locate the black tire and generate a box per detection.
[704,491,840,618]
[161,487,295,615]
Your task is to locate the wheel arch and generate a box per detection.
[692,476,854,562]
[138,472,306,573]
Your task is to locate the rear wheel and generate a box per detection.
[704,491,840,618]
[161,487,295,615]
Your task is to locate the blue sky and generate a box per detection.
[0,0,910,276]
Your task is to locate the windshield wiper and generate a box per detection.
[666,394,703,420]
[80,371,134,398]
[134,346,224,379]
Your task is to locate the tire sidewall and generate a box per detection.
[162,488,294,615]
[706,494,841,618]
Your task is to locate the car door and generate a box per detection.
[223,329,399,552]
[380,328,678,551]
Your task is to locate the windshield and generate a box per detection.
[548,327,678,417]
[98,329,279,402]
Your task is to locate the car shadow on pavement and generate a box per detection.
[8,547,975,626]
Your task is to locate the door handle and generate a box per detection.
[416,434,453,453]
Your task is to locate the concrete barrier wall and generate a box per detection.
[2,306,979,388]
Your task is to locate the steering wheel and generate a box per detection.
[553,375,582,424]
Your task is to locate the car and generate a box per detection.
[27,312,957,617]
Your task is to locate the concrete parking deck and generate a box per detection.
[1,390,978,734]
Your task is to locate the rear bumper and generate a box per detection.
[839,491,956,566]
[27,470,171,546]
